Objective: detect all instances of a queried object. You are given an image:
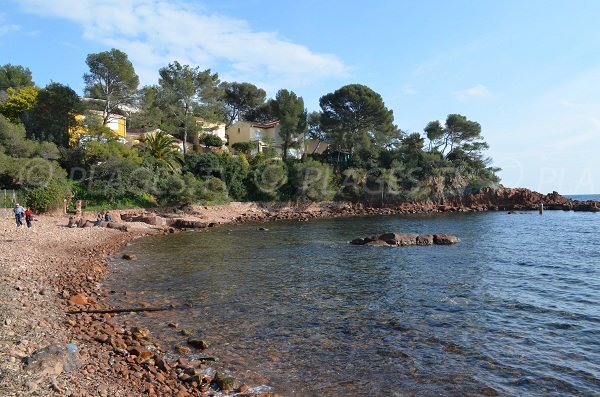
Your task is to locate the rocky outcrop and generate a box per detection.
[350,232,460,247]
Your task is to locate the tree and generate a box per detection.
[271,89,306,161]
[231,141,255,156]
[140,131,183,173]
[129,85,167,130]
[221,82,266,127]
[158,61,220,156]
[319,84,399,166]
[424,114,485,158]
[0,64,34,92]
[306,111,326,155]
[83,48,139,126]
[201,133,223,148]
[0,86,39,123]
[24,83,83,147]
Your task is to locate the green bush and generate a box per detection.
[246,159,287,201]
[25,177,71,212]
[288,159,336,201]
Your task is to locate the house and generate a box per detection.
[69,110,127,146]
[226,120,281,155]
[196,117,227,142]
[127,128,191,152]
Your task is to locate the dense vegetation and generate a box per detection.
[0,52,499,212]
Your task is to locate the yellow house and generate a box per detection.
[69,110,127,146]
[196,117,227,142]
[226,120,283,154]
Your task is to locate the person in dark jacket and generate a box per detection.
[24,208,34,228]
[104,211,112,222]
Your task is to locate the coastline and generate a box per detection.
[1,188,598,396]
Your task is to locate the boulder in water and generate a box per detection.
[350,232,459,247]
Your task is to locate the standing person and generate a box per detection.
[13,203,24,227]
[24,207,34,228]
[104,211,112,222]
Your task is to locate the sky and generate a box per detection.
[1,0,599,194]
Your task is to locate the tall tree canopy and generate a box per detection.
[83,48,139,126]
[221,82,266,127]
[319,84,399,166]
[158,61,220,155]
[0,86,39,124]
[424,114,487,158]
[271,89,306,161]
[24,83,83,147]
[0,64,34,92]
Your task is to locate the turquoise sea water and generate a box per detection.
[106,210,600,396]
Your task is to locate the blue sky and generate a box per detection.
[1,0,599,194]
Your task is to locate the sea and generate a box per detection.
[106,201,600,396]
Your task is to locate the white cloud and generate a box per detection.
[453,84,491,101]
[0,12,20,38]
[16,0,349,89]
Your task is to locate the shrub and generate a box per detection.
[25,177,71,212]
[246,159,287,201]
[288,159,336,201]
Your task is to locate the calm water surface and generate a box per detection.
[106,211,600,396]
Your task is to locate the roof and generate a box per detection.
[250,120,279,129]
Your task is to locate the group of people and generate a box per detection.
[94,210,112,226]
[13,203,34,228]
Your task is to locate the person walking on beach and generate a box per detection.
[13,203,24,227]
[24,207,34,228]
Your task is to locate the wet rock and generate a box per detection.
[433,234,460,245]
[131,326,150,340]
[379,232,418,246]
[366,240,391,247]
[214,372,236,391]
[180,327,193,336]
[416,234,434,245]
[129,347,153,362]
[351,232,459,247]
[239,384,250,393]
[175,344,192,354]
[187,338,209,350]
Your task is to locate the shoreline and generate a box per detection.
[1,189,598,396]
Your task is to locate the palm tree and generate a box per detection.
[140,130,183,173]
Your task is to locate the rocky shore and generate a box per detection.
[0,186,597,396]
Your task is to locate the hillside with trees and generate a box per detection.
[0,51,500,212]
